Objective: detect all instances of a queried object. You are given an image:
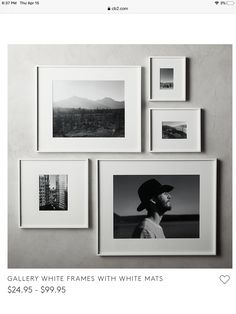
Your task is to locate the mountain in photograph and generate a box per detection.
[162,123,187,139]
[53,96,125,138]
[53,96,124,110]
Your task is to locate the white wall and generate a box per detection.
[8,44,232,268]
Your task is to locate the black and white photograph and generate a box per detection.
[113,175,199,239]
[162,121,187,139]
[150,108,201,152]
[19,159,88,228]
[149,57,186,101]
[160,68,174,89]
[37,66,141,152]
[52,80,125,138]
[39,174,68,211]
[98,159,216,255]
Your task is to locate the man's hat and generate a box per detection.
[137,179,173,212]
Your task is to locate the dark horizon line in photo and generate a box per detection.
[114,214,200,239]
[114,213,200,221]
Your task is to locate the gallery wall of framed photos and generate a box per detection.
[8,44,232,268]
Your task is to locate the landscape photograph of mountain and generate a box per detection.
[52,80,125,137]
[162,121,187,139]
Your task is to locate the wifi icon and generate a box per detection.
[215,1,219,3]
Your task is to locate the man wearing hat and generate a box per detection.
[132,178,173,238]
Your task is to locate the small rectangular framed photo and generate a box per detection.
[149,108,201,152]
[97,159,216,256]
[19,159,88,228]
[36,66,141,152]
[149,56,186,101]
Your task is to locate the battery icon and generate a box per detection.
[226,1,235,4]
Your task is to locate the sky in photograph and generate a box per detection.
[53,80,124,102]
[114,175,199,216]
[162,121,187,128]
[49,175,56,189]
[160,68,174,82]
[39,175,68,190]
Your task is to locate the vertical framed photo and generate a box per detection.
[19,160,88,228]
[149,108,201,152]
[36,66,141,152]
[149,56,186,101]
[97,159,217,256]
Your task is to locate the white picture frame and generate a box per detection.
[36,66,141,152]
[19,159,88,228]
[149,56,186,101]
[97,159,217,256]
[149,108,201,152]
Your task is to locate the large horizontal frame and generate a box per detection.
[36,65,141,152]
[97,159,217,256]
[19,159,89,228]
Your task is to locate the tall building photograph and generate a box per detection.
[39,174,68,211]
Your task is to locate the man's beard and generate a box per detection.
[158,202,172,216]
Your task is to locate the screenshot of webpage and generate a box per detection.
[0,2,234,314]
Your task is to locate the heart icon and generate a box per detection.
[219,275,230,284]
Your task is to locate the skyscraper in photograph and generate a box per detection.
[39,175,50,207]
[55,175,68,210]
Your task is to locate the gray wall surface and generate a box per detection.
[8,45,232,268]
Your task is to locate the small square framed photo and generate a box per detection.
[36,66,141,152]
[149,108,201,152]
[19,160,88,228]
[97,159,217,256]
[149,56,186,101]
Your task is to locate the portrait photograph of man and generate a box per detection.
[113,175,200,239]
